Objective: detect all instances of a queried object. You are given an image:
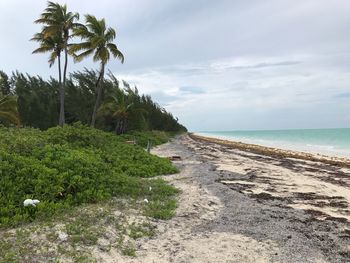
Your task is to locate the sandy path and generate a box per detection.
[108,136,278,263]
[103,135,350,262]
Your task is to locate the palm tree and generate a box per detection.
[31,32,63,67]
[33,1,80,126]
[98,83,147,134]
[31,33,63,125]
[98,94,135,134]
[0,95,20,125]
[71,15,124,127]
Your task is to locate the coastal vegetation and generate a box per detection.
[0,123,179,228]
[70,14,124,127]
[0,123,180,260]
[0,1,186,260]
[0,93,20,125]
[0,69,186,133]
[32,1,81,127]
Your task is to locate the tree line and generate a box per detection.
[0,1,186,133]
[0,69,186,133]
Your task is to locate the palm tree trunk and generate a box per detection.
[59,44,69,127]
[58,53,64,127]
[91,63,105,127]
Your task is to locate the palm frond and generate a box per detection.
[0,95,20,125]
[48,52,58,67]
[34,18,57,25]
[32,46,54,54]
[105,27,116,42]
[74,49,94,62]
[94,47,109,63]
[42,25,62,38]
[69,42,92,53]
[107,43,124,63]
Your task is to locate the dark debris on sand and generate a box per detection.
[168,135,350,263]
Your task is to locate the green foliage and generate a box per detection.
[0,124,178,227]
[70,14,124,127]
[120,130,172,147]
[144,199,177,220]
[0,93,20,125]
[13,72,59,129]
[1,69,186,132]
[32,1,82,126]
[71,15,124,65]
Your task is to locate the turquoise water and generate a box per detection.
[197,128,350,157]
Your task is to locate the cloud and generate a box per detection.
[209,60,302,72]
[1,0,350,130]
[179,86,205,94]
[115,52,350,131]
[334,92,350,99]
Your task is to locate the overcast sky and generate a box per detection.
[1,0,350,131]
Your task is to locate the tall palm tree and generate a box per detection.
[0,95,20,125]
[71,15,124,127]
[31,32,63,118]
[33,1,80,126]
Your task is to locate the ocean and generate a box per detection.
[196,128,350,158]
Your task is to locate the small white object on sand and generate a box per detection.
[143,198,149,203]
[23,199,40,207]
[57,231,68,242]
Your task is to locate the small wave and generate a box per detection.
[306,144,335,151]
[196,132,350,158]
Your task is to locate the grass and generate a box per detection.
[0,196,177,262]
[144,199,177,220]
[128,222,156,239]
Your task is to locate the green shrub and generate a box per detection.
[119,130,174,148]
[0,124,178,227]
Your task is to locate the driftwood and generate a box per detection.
[167,155,182,161]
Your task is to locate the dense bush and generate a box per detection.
[0,123,178,227]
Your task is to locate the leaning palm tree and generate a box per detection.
[33,1,80,126]
[0,95,20,125]
[71,15,124,127]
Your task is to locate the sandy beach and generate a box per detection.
[122,134,350,263]
[6,133,349,262]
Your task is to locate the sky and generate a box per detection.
[1,0,350,131]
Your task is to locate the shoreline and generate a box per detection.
[152,135,350,262]
[189,133,350,168]
[3,134,349,262]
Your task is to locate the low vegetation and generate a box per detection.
[0,198,166,262]
[0,123,179,228]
